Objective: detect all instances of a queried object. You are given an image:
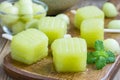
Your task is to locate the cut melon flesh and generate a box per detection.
[25,19,38,29]
[38,17,67,44]
[19,0,33,15]
[81,19,104,48]
[32,3,46,19]
[51,38,87,72]
[11,21,25,34]
[18,0,33,21]
[11,29,48,64]
[74,6,104,29]
[0,6,19,25]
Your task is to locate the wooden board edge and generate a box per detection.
[3,54,57,80]
[102,55,120,80]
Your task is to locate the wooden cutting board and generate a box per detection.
[3,0,120,80]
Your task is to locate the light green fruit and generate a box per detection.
[11,21,25,35]
[20,15,33,22]
[11,29,48,64]
[3,5,18,14]
[1,6,19,25]
[102,2,118,17]
[0,1,12,11]
[51,38,87,72]
[25,19,38,29]
[18,0,33,21]
[32,3,46,19]
[74,6,104,29]
[19,0,33,14]
[107,20,120,29]
[32,3,45,14]
[14,2,20,11]
[104,38,120,55]
[81,19,104,48]
[38,17,67,44]
[56,14,70,25]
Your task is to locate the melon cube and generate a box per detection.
[11,29,48,64]
[51,38,87,72]
[81,19,104,48]
[1,6,19,25]
[38,17,67,44]
[11,21,25,35]
[18,0,33,21]
[32,3,46,19]
[74,6,104,29]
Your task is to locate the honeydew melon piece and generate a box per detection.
[20,15,33,22]
[1,6,19,25]
[13,1,20,8]
[51,38,87,72]
[32,3,46,19]
[81,19,104,48]
[56,14,70,25]
[38,17,67,44]
[11,29,48,64]
[102,2,118,17]
[74,6,104,29]
[19,0,33,15]
[25,19,38,29]
[18,0,33,21]
[107,20,120,29]
[11,21,25,34]
[0,1,12,11]
[104,39,120,55]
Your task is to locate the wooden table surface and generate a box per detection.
[0,0,120,80]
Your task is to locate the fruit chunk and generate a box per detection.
[81,19,104,48]
[18,0,33,21]
[102,2,118,17]
[107,20,120,29]
[74,6,104,29]
[25,19,38,29]
[0,6,19,25]
[104,39,120,55]
[19,0,33,15]
[38,17,67,44]
[56,14,70,25]
[51,38,87,72]
[0,1,12,11]
[32,3,46,19]
[11,29,48,64]
[11,21,25,34]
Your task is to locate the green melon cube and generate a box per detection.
[51,38,87,72]
[11,21,25,35]
[74,6,104,29]
[11,29,48,64]
[18,0,33,21]
[38,17,67,44]
[81,19,104,48]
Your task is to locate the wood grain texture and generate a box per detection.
[3,2,120,79]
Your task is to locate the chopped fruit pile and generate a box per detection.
[1,0,118,72]
[0,0,47,34]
